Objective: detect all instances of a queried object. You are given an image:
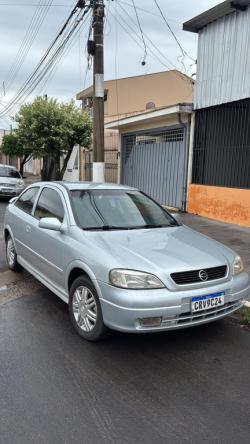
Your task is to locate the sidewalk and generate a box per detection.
[24,173,41,185]
[181,213,250,276]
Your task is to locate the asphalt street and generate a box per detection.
[1,199,250,443]
[1,288,250,444]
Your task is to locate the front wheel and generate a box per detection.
[6,234,21,272]
[69,275,108,342]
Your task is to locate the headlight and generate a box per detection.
[109,269,165,289]
[16,180,25,188]
[233,256,244,275]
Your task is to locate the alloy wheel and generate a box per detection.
[7,237,15,267]
[72,286,97,332]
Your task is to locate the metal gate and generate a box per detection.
[121,127,188,210]
[85,149,118,183]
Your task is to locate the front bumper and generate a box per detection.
[98,272,250,333]
[0,187,23,197]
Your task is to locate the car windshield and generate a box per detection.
[0,166,21,178]
[70,189,178,230]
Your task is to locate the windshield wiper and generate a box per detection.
[83,225,139,231]
[83,223,178,231]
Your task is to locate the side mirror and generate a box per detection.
[171,212,182,224]
[39,217,62,232]
[9,197,18,204]
[22,176,27,179]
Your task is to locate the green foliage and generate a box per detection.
[1,96,92,180]
[1,132,32,175]
[242,307,250,326]
[1,133,26,158]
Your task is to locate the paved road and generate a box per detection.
[1,288,250,444]
[1,201,250,443]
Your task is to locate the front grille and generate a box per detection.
[0,183,15,187]
[171,265,228,285]
[161,300,242,328]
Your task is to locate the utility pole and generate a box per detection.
[92,0,105,182]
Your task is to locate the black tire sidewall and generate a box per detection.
[68,275,107,342]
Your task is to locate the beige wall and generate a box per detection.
[78,70,194,122]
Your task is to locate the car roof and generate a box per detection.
[0,164,17,169]
[30,181,138,191]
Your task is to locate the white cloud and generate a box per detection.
[0,0,221,128]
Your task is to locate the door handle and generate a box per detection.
[26,225,31,233]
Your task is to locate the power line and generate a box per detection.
[153,0,195,64]
[38,14,91,96]
[109,4,173,71]
[117,2,178,71]
[119,0,181,24]
[109,2,193,96]
[0,2,69,6]
[3,0,53,95]
[131,0,147,65]
[0,2,91,117]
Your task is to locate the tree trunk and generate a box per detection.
[41,156,56,181]
[59,147,73,180]
[20,154,31,176]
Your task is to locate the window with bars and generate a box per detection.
[192,99,250,189]
[124,128,184,162]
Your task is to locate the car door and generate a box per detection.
[30,186,68,289]
[10,187,40,264]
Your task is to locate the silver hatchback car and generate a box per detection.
[4,182,250,341]
[0,164,25,197]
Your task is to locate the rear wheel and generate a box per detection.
[6,234,21,272]
[69,275,108,342]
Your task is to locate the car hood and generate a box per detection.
[88,225,234,277]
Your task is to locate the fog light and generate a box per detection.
[139,317,162,328]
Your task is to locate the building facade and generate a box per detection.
[77,70,194,184]
[184,0,250,227]
[106,104,194,211]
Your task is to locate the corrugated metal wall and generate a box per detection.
[122,127,187,210]
[195,7,250,109]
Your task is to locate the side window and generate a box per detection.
[34,188,65,222]
[15,187,39,215]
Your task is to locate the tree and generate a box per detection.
[3,97,92,180]
[1,133,32,176]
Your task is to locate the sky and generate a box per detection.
[0,0,222,128]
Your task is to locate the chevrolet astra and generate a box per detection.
[4,182,250,341]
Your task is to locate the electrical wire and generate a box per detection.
[153,0,195,64]
[117,2,178,71]
[0,2,90,117]
[3,0,53,95]
[109,2,193,101]
[38,14,91,96]
[20,8,89,100]
[131,0,147,65]
[109,4,172,71]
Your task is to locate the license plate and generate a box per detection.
[191,292,225,312]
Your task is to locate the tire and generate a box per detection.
[69,275,108,342]
[5,234,22,272]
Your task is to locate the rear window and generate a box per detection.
[0,166,21,178]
